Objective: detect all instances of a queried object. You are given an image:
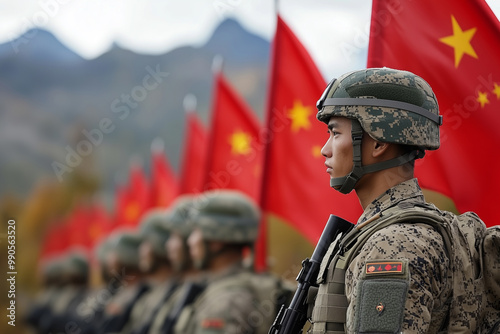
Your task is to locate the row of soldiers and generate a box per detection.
[25,190,295,334]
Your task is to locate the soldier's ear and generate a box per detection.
[372,140,390,158]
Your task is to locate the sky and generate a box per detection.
[0,0,499,80]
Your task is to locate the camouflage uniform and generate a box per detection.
[344,179,451,333]
[308,68,463,333]
[174,265,258,334]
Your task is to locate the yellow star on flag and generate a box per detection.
[312,145,322,158]
[229,130,252,155]
[288,100,311,132]
[476,91,489,108]
[493,83,500,99]
[439,15,478,68]
[125,202,140,222]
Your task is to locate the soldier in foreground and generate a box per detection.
[305,68,485,333]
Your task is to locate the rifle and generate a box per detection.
[269,214,353,334]
[160,281,205,334]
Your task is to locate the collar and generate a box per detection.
[357,178,425,225]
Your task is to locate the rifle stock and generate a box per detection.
[269,214,353,334]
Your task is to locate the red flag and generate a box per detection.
[87,203,114,248]
[368,0,500,226]
[261,16,362,245]
[204,72,263,200]
[180,111,209,194]
[150,143,179,208]
[40,220,71,261]
[114,163,150,227]
[67,204,92,249]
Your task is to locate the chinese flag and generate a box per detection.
[40,220,71,260]
[261,16,362,244]
[150,147,179,208]
[368,0,500,227]
[180,111,208,194]
[204,72,263,201]
[114,163,150,227]
[67,204,92,249]
[87,203,114,248]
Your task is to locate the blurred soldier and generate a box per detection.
[306,67,482,333]
[120,210,177,334]
[98,230,150,333]
[173,190,269,334]
[24,256,65,334]
[148,195,206,334]
[33,251,90,334]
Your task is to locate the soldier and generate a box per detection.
[173,190,267,334]
[24,256,66,334]
[98,230,150,333]
[120,210,177,334]
[148,195,206,334]
[307,67,485,333]
[32,251,90,334]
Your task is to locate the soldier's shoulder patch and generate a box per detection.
[201,318,225,329]
[363,259,409,280]
[365,260,403,275]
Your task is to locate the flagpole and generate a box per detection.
[254,2,282,273]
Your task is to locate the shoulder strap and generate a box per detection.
[337,203,452,272]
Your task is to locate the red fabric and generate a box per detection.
[368,0,500,227]
[66,205,91,248]
[204,73,263,201]
[150,149,179,208]
[40,220,71,260]
[87,203,114,248]
[114,164,150,227]
[180,111,208,194]
[261,16,362,247]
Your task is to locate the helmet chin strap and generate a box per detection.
[330,120,425,194]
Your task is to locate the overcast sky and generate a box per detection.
[1,0,499,80]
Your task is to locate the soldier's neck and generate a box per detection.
[208,251,243,273]
[355,165,414,210]
[147,265,173,283]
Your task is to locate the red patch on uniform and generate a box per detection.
[201,318,225,329]
[365,261,404,274]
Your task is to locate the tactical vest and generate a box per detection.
[308,202,489,334]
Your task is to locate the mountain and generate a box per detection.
[0,28,84,65]
[0,19,270,204]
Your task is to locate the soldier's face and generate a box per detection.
[321,117,354,181]
[187,228,206,265]
[166,233,185,267]
[139,241,154,273]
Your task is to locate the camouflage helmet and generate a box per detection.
[316,67,442,149]
[62,251,89,283]
[107,230,143,269]
[40,256,66,286]
[316,68,442,194]
[189,190,260,244]
[138,209,171,257]
[161,195,195,238]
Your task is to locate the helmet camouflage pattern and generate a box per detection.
[107,230,143,268]
[316,67,442,150]
[190,190,260,244]
[161,195,195,238]
[139,209,171,257]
